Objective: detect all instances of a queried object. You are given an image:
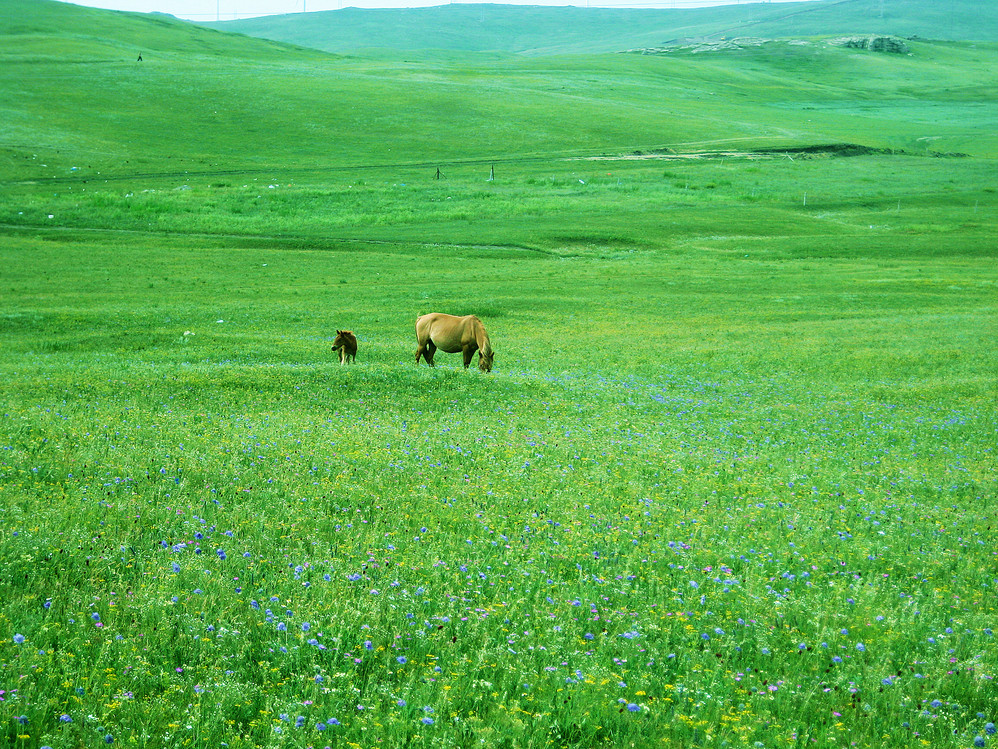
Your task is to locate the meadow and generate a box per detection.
[2,1,997,748]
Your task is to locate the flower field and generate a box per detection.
[1,3,996,744]
[1,224,995,748]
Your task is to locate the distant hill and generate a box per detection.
[202,0,997,56]
[0,0,326,62]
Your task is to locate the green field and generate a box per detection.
[1,1,996,748]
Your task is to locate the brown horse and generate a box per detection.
[331,330,357,364]
[415,313,494,372]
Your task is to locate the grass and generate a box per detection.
[1,2,997,748]
[205,0,998,55]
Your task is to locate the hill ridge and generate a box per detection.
[200,0,997,56]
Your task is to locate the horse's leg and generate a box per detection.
[462,347,474,369]
[339,349,346,365]
[425,341,437,367]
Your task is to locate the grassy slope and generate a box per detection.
[1,4,996,749]
[2,0,996,189]
[203,0,998,56]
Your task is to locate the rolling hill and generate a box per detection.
[201,0,998,56]
[1,0,996,187]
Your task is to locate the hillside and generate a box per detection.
[202,0,997,56]
[0,0,326,62]
[1,0,996,189]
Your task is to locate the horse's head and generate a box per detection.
[331,330,347,351]
[479,349,494,373]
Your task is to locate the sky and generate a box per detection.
[55,0,816,22]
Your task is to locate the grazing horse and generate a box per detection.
[331,330,358,364]
[415,313,494,372]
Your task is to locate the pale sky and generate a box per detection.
[56,0,815,22]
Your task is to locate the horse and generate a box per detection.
[415,313,494,373]
[331,330,358,364]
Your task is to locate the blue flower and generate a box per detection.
[60,714,72,723]
[397,656,408,664]
[986,723,997,735]
[973,737,985,748]
[104,735,114,744]
[13,633,25,644]
[626,703,640,712]
[421,717,434,725]
[856,642,866,652]
[16,716,28,725]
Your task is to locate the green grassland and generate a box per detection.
[206,0,998,56]
[1,1,996,748]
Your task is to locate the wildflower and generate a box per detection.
[364,640,373,650]
[104,734,114,744]
[882,677,894,686]
[216,549,226,560]
[930,700,943,709]
[973,738,985,748]
[316,723,326,731]
[421,717,434,725]
[302,622,311,632]
[627,703,640,712]
[60,714,72,722]
[397,656,408,664]
[986,723,997,735]
[16,716,28,725]
[397,699,407,707]
[856,642,866,652]
[13,634,25,645]
[328,718,340,725]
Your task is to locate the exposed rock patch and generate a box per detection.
[629,35,911,56]
[834,35,910,53]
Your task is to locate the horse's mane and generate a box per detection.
[473,317,493,355]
